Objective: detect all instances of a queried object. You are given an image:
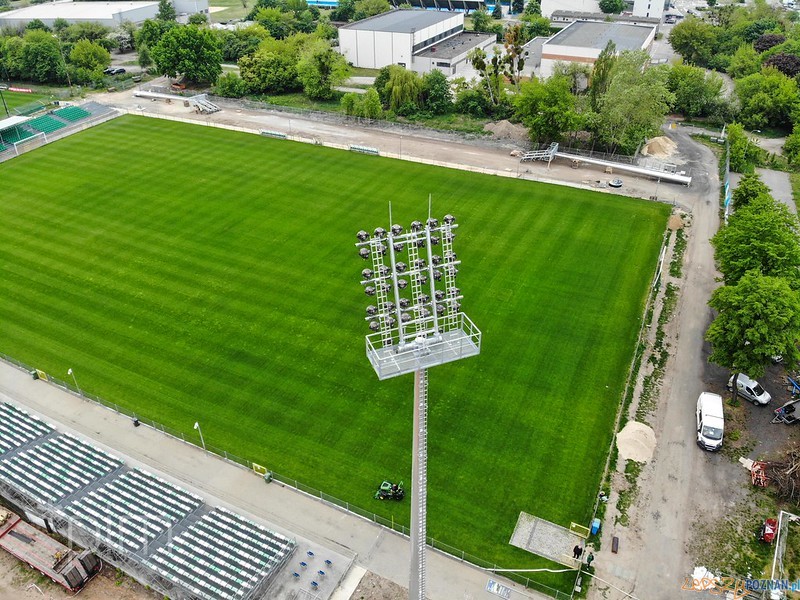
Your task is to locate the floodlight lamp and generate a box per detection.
[436,305,446,315]
[366,305,377,315]
[427,218,439,228]
[415,239,425,248]
[410,220,423,231]
[444,251,456,262]
[391,224,404,235]
[398,279,408,289]
[396,262,408,273]
[444,214,456,224]
[431,255,442,265]
[399,298,410,309]
[448,287,461,297]
[401,312,412,322]
[365,286,376,296]
[433,270,442,282]
[419,294,430,304]
[443,232,455,243]
[374,227,387,238]
[394,242,405,252]
[413,258,426,270]
[418,274,429,285]
[434,290,445,301]
[387,316,397,327]
[382,301,395,312]
[420,308,431,318]
[362,268,374,279]
[359,248,370,260]
[445,265,458,277]
[369,320,380,331]
[356,230,370,242]
[378,265,390,277]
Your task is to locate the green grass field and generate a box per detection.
[1,90,51,115]
[0,115,669,591]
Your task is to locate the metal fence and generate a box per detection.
[0,351,572,599]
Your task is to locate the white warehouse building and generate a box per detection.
[0,0,208,29]
[539,20,656,79]
[541,0,667,19]
[338,10,495,75]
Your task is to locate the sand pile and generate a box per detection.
[642,136,677,158]
[484,120,530,143]
[616,421,657,462]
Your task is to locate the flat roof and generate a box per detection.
[0,1,157,20]
[0,116,30,131]
[341,9,458,32]
[414,32,494,59]
[550,10,660,24]
[545,20,655,51]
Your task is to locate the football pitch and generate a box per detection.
[0,115,669,588]
[1,90,51,114]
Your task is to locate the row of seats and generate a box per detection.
[27,115,66,134]
[104,477,192,524]
[159,543,251,596]
[147,552,239,600]
[195,517,284,563]
[0,126,34,145]
[63,508,139,554]
[35,437,114,482]
[0,460,62,504]
[0,403,52,444]
[170,537,261,585]
[212,508,294,556]
[126,469,203,511]
[58,434,122,473]
[53,106,90,122]
[181,528,280,581]
[63,498,147,553]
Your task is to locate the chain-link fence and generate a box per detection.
[0,352,573,599]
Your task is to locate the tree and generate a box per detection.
[361,88,382,119]
[492,2,502,19]
[712,195,800,286]
[763,53,800,77]
[502,23,527,90]
[727,122,761,173]
[136,19,175,50]
[552,61,591,94]
[353,0,390,20]
[296,39,349,99]
[157,0,177,21]
[189,12,208,25]
[238,50,298,93]
[19,30,65,83]
[520,15,551,38]
[26,19,51,32]
[254,7,296,39]
[511,0,524,14]
[468,46,506,108]
[470,9,493,33]
[666,63,724,118]
[215,72,248,97]
[420,69,452,114]
[523,0,540,14]
[753,33,785,53]
[735,67,800,130]
[589,40,616,112]
[384,65,422,112]
[69,39,110,71]
[151,25,222,83]
[330,0,355,21]
[784,125,800,165]
[341,91,360,115]
[731,173,771,210]
[706,271,800,380]
[373,65,392,107]
[668,17,718,66]
[52,18,69,33]
[598,0,625,13]
[514,75,580,143]
[592,51,674,154]
[138,44,153,70]
[727,43,760,79]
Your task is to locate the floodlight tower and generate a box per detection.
[355,209,481,600]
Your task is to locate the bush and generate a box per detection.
[215,72,248,97]
[454,88,489,117]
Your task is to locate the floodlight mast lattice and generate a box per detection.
[356,211,481,600]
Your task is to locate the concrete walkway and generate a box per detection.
[0,361,550,600]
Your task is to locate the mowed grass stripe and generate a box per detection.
[0,115,667,587]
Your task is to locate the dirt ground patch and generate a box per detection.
[483,120,531,144]
[0,551,157,600]
[641,136,677,158]
[349,571,406,600]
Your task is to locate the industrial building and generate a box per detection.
[541,0,668,19]
[0,0,208,30]
[338,10,495,75]
[539,20,656,78]
[549,10,661,29]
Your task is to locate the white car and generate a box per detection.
[727,374,772,405]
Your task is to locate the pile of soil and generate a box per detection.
[642,136,677,158]
[349,571,407,600]
[616,421,657,462]
[484,120,530,143]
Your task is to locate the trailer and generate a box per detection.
[0,508,100,592]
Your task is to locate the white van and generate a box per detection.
[696,392,724,451]
[727,374,772,405]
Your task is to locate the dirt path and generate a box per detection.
[590,127,740,599]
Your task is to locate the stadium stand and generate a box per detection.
[144,507,295,600]
[0,126,35,145]
[0,403,52,456]
[27,115,67,134]
[0,402,297,600]
[0,434,123,506]
[54,106,91,122]
[61,469,203,554]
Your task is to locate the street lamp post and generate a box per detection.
[0,85,9,117]
[355,207,481,600]
[194,421,206,451]
[67,368,81,396]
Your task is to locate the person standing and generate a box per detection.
[587,552,595,567]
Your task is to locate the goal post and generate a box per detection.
[569,522,590,539]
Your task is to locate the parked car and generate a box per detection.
[696,392,724,451]
[727,374,772,405]
[103,67,126,75]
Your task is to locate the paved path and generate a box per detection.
[0,361,547,600]
[756,168,796,213]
